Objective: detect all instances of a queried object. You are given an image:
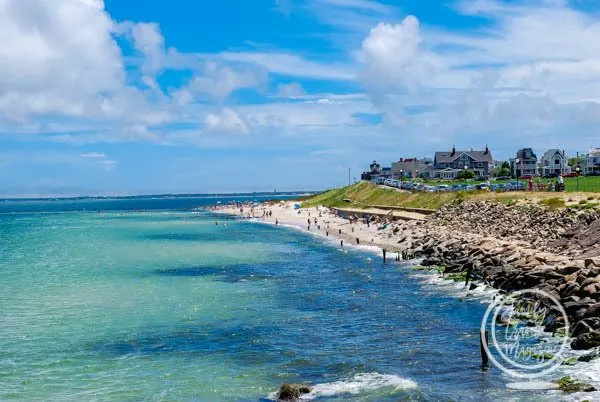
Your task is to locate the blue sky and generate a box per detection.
[1,0,600,196]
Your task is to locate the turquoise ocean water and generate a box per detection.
[0,196,594,401]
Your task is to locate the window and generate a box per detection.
[555,159,560,165]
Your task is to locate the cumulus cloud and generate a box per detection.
[204,108,249,134]
[353,1,600,148]
[0,0,125,120]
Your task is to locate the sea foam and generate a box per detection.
[267,372,417,400]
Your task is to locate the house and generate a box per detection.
[360,160,380,181]
[391,158,432,179]
[509,148,538,177]
[360,161,392,181]
[585,148,600,176]
[541,149,571,177]
[427,145,493,179]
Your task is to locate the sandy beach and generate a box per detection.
[214,201,416,260]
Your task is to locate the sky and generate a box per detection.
[1,0,600,196]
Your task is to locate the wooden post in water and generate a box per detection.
[340,240,344,247]
[382,249,386,264]
[480,329,489,368]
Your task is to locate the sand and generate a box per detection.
[216,202,410,255]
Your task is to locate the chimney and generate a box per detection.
[484,144,489,155]
[451,145,456,156]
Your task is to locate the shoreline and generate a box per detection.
[209,199,600,393]
[210,200,600,353]
[212,201,416,260]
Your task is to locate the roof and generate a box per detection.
[588,148,600,157]
[516,148,537,160]
[434,150,493,163]
[541,149,565,161]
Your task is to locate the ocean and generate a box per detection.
[0,195,597,401]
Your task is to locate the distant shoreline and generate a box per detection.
[0,191,318,202]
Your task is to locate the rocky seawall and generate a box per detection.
[393,201,600,351]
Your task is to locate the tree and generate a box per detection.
[499,167,511,177]
[568,156,585,168]
[501,161,511,170]
[457,170,476,180]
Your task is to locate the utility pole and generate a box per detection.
[348,168,351,186]
[576,151,581,192]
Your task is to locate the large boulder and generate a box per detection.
[571,330,600,350]
[582,303,600,319]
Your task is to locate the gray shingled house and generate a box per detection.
[428,145,493,179]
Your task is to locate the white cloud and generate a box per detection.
[99,159,117,171]
[351,0,600,150]
[277,82,307,98]
[130,22,165,75]
[360,17,425,90]
[181,61,268,102]
[204,108,249,134]
[0,0,125,121]
[81,152,107,158]
[218,52,356,81]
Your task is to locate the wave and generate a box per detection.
[268,372,417,400]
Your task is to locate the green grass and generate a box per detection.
[564,176,600,192]
[539,197,566,209]
[300,182,472,210]
[300,180,600,212]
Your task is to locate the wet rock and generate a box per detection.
[557,266,580,276]
[578,351,600,362]
[571,330,600,350]
[572,317,600,337]
[556,376,596,393]
[582,303,600,319]
[275,384,312,401]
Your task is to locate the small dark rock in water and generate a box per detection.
[557,376,596,393]
[577,351,600,362]
[276,383,312,401]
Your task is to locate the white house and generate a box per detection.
[541,149,571,177]
[585,148,600,176]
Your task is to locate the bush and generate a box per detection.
[457,170,476,180]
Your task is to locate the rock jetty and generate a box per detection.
[393,201,600,350]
